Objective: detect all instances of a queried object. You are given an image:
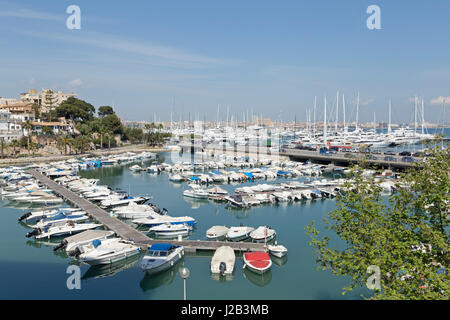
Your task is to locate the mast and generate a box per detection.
[414,96,417,137]
[343,93,347,133]
[388,99,392,133]
[373,112,376,132]
[323,96,327,146]
[335,90,339,133]
[356,92,360,131]
[217,104,220,128]
[421,98,424,135]
[313,96,317,138]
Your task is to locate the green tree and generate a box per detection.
[23,120,34,154]
[98,106,114,118]
[42,126,54,136]
[306,146,449,300]
[55,97,95,123]
[101,114,123,135]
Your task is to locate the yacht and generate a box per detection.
[148,223,191,237]
[183,185,209,199]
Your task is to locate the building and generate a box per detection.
[0,110,22,142]
[0,102,36,122]
[18,89,77,113]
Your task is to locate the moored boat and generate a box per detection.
[243,252,272,274]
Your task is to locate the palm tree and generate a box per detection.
[23,120,34,154]
[58,135,71,155]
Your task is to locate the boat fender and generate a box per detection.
[170,260,174,267]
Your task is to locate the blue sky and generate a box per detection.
[0,0,449,124]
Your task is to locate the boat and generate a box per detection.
[169,174,184,182]
[54,229,116,255]
[183,185,209,199]
[243,252,272,274]
[132,215,196,227]
[31,211,89,228]
[210,246,235,275]
[77,238,141,265]
[18,208,82,223]
[267,242,288,258]
[129,165,143,172]
[226,226,254,242]
[249,226,276,243]
[26,221,101,239]
[138,243,184,274]
[206,225,229,241]
[112,203,158,219]
[148,223,191,237]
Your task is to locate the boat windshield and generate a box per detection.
[146,250,168,257]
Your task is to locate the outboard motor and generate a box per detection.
[219,262,227,276]
[26,228,41,238]
[18,212,32,222]
[71,247,82,258]
[162,208,168,215]
[54,239,68,252]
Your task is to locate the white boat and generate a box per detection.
[54,229,116,255]
[169,174,184,182]
[243,252,272,274]
[26,221,101,239]
[129,165,143,172]
[267,242,288,258]
[226,226,255,242]
[18,208,82,223]
[211,246,235,275]
[77,238,141,265]
[148,223,191,237]
[112,203,157,219]
[132,215,196,227]
[31,211,89,228]
[183,185,209,199]
[206,226,229,241]
[138,243,184,274]
[249,226,276,243]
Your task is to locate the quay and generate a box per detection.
[27,169,266,253]
[180,143,420,169]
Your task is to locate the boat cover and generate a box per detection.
[149,243,175,251]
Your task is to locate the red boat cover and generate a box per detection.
[244,252,271,269]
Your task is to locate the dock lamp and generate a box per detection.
[179,267,190,300]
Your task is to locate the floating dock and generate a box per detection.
[28,169,266,253]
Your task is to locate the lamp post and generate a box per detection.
[179,267,190,300]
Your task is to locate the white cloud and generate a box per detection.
[68,79,82,88]
[430,96,450,105]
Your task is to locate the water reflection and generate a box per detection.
[243,268,272,287]
[271,255,288,267]
[139,259,184,291]
[81,255,140,280]
[211,273,234,282]
[183,197,209,209]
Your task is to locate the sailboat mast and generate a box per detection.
[414,96,417,137]
[335,90,339,133]
[421,98,425,135]
[343,93,346,133]
[356,92,360,131]
[388,99,392,133]
[323,96,327,146]
[313,96,317,137]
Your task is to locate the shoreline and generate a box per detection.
[0,144,169,166]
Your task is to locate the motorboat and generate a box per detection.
[54,229,116,255]
[132,215,196,227]
[30,211,89,228]
[26,221,101,239]
[100,195,150,208]
[18,208,82,223]
[129,165,143,172]
[267,242,288,258]
[206,225,229,241]
[183,185,209,199]
[210,246,235,275]
[138,243,184,274]
[112,203,158,219]
[77,238,141,265]
[169,174,184,182]
[226,226,254,242]
[243,252,272,274]
[148,223,191,237]
[249,226,276,243]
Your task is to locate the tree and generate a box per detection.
[31,103,41,120]
[55,97,95,123]
[42,126,54,136]
[98,106,114,118]
[9,139,18,157]
[101,114,123,135]
[43,89,56,111]
[23,120,34,154]
[306,146,449,300]
[58,135,72,155]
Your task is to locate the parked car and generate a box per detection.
[401,156,417,163]
[384,156,397,162]
[399,151,412,156]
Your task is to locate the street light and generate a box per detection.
[179,267,190,300]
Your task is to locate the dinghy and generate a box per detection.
[226,226,254,242]
[267,242,288,258]
[206,226,229,241]
[243,252,272,274]
[211,246,235,275]
[249,226,276,243]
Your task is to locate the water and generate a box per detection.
[0,152,380,300]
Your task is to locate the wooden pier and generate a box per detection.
[28,169,266,253]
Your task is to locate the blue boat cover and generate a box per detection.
[243,172,253,178]
[211,170,221,175]
[189,176,199,180]
[92,239,101,248]
[312,190,322,195]
[149,243,174,251]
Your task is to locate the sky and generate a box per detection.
[0,0,449,125]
